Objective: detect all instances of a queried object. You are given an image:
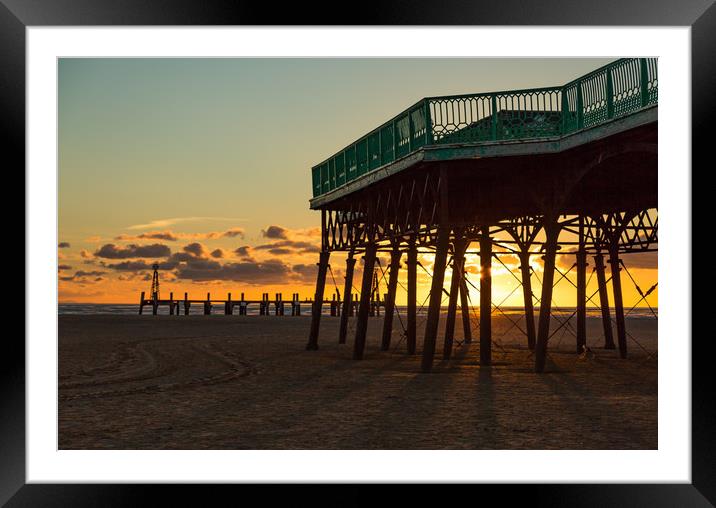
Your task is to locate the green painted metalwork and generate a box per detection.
[311,58,658,198]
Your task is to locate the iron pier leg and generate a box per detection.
[421,226,451,372]
[443,242,465,360]
[594,253,615,349]
[519,250,536,351]
[406,241,418,355]
[576,250,588,353]
[339,253,356,343]
[306,251,330,351]
[381,248,402,351]
[609,250,628,359]
[535,224,559,373]
[479,230,492,366]
[139,291,145,315]
[459,274,472,344]
[354,244,378,360]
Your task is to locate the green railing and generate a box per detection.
[312,58,657,198]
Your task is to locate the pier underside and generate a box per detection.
[306,119,657,373]
[305,59,658,374]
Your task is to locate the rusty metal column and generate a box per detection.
[535,222,559,373]
[576,249,588,353]
[594,253,616,349]
[353,243,378,360]
[609,249,628,359]
[406,240,418,355]
[519,250,536,351]
[443,241,465,360]
[479,229,492,366]
[421,226,451,372]
[338,252,356,344]
[306,250,330,351]
[380,247,402,351]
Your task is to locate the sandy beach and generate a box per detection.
[59,313,657,449]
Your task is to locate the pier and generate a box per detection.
[305,58,658,373]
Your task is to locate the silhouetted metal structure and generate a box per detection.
[306,58,658,373]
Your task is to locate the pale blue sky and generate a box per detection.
[59,58,615,242]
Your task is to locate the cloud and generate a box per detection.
[115,231,179,242]
[58,242,71,248]
[254,239,320,254]
[210,248,225,259]
[183,242,208,257]
[174,258,311,285]
[235,246,252,258]
[59,270,106,282]
[265,248,293,256]
[127,217,246,230]
[261,225,288,239]
[80,249,91,258]
[217,228,245,239]
[58,264,72,271]
[94,243,172,259]
[619,251,657,270]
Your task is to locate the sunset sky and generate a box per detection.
[58,58,657,306]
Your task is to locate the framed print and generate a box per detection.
[5,0,711,504]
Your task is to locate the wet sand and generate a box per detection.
[59,314,657,449]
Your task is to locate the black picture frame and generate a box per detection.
[4,1,710,504]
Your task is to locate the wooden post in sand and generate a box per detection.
[306,250,330,350]
[353,243,377,360]
[576,250,587,353]
[609,249,628,359]
[169,292,175,315]
[443,241,465,360]
[184,292,190,315]
[594,253,615,349]
[406,241,418,355]
[479,230,492,366]
[421,225,450,373]
[519,250,536,351]
[339,253,356,343]
[380,247,401,351]
[204,292,211,315]
[459,263,472,344]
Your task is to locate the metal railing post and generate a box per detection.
[640,58,650,107]
[576,83,584,130]
[490,94,498,140]
[606,68,614,119]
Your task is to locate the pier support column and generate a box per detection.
[139,291,145,315]
[406,241,418,355]
[576,250,587,353]
[479,230,492,366]
[339,253,356,344]
[519,250,536,351]
[421,225,450,372]
[354,244,378,360]
[443,240,466,360]
[184,292,189,315]
[594,253,615,349]
[609,250,628,359]
[535,223,559,373]
[306,251,330,351]
[380,247,402,351]
[459,274,472,344]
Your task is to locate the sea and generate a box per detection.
[58,303,657,319]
